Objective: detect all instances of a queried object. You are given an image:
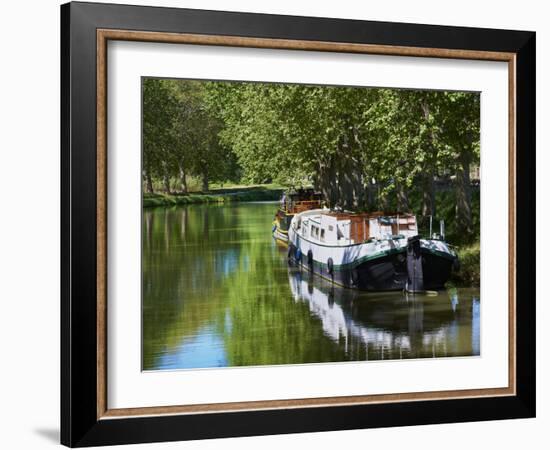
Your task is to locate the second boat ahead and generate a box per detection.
[272,188,323,243]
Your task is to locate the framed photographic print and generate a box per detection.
[61,1,536,447]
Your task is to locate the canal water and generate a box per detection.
[143,202,480,371]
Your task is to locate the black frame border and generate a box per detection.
[61,1,535,447]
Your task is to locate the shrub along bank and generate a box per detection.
[143,187,283,208]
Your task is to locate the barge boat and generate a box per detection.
[287,209,458,292]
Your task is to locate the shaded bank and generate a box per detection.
[143,186,283,208]
[449,241,480,287]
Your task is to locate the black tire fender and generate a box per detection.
[295,247,302,262]
[327,257,334,275]
[351,268,360,285]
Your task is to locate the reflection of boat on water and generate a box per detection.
[288,208,458,292]
[272,189,323,243]
[287,268,480,360]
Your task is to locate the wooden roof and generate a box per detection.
[324,211,415,221]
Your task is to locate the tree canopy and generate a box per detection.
[142,78,479,237]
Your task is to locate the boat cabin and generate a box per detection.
[281,189,323,214]
[295,211,418,245]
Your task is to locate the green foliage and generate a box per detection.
[449,241,481,287]
[407,188,480,245]
[142,79,239,193]
[143,78,480,239]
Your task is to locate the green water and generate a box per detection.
[142,202,480,371]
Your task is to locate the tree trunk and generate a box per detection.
[378,185,390,211]
[318,159,338,209]
[396,182,410,212]
[348,165,366,210]
[161,160,170,193]
[201,173,209,192]
[335,142,362,210]
[455,149,473,237]
[351,167,365,210]
[420,100,437,217]
[421,172,435,217]
[366,178,376,211]
[144,170,154,194]
[342,178,353,210]
[178,163,188,193]
[338,167,355,210]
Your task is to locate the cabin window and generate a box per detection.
[320,229,325,241]
[311,225,318,239]
[312,226,320,239]
[328,225,334,232]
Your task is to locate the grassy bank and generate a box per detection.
[143,184,283,208]
[449,241,480,287]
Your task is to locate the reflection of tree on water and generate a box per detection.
[142,205,244,369]
[288,268,480,360]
